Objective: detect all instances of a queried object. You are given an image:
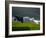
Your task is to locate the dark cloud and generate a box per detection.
[12,7,40,20]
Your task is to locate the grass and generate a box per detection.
[12,21,40,31]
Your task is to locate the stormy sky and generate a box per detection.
[12,7,40,20]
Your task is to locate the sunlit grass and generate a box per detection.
[12,21,40,31]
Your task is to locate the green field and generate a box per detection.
[12,21,40,31]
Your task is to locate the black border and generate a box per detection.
[5,1,45,38]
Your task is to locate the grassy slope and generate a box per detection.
[12,21,40,31]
